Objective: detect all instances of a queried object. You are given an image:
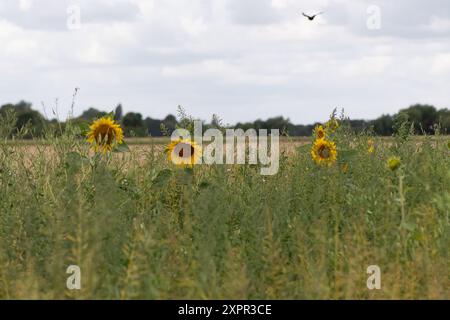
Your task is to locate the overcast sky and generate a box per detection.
[1,0,449,124]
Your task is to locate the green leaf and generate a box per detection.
[67,151,88,163]
[152,169,172,187]
[400,221,416,232]
[114,142,130,153]
[65,152,88,173]
[198,180,210,189]
[339,149,358,160]
[297,143,311,154]
[78,122,90,135]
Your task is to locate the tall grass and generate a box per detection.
[0,112,448,299]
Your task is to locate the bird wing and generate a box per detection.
[302,12,311,19]
[311,12,324,18]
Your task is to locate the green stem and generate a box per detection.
[398,173,406,226]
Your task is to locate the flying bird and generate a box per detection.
[301,12,324,21]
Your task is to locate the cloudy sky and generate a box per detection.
[1,0,449,124]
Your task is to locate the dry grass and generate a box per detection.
[0,129,448,299]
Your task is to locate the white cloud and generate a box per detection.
[19,0,33,11]
[431,53,450,75]
[428,16,450,32]
[340,56,393,77]
[0,0,449,124]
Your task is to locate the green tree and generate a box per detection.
[437,108,450,133]
[144,117,162,137]
[0,101,46,138]
[114,104,123,122]
[399,104,438,134]
[162,114,177,134]
[371,115,394,136]
[122,112,146,136]
[80,107,107,121]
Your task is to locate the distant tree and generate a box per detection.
[80,108,107,121]
[122,112,146,136]
[163,114,178,134]
[371,114,394,136]
[114,104,123,122]
[1,100,448,139]
[348,119,370,133]
[399,104,438,134]
[0,101,45,138]
[265,116,291,132]
[291,124,315,136]
[235,116,294,135]
[144,117,162,137]
[437,108,450,133]
[123,112,143,127]
[0,101,32,114]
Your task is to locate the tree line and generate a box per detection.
[0,101,448,138]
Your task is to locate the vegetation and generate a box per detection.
[1,101,449,138]
[0,110,448,299]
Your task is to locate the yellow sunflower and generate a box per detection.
[166,139,202,168]
[311,139,337,166]
[313,125,326,139]
[367,139,375,154]
[86,117,124,152]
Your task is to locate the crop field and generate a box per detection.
[0,119,448,300]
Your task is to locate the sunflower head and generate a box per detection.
[387,156,401,171]
[313,125,326,139]
[166,139,202,168]
[367,139,375,154]
[311,138,337,166]
[87,117,124,152]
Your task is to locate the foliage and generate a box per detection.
[0,111,448,299]
[1,102,449,138]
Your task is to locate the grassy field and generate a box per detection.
[0,122,448,299]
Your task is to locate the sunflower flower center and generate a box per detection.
[177,143,196,158]
[318,145,330,159]
[95,125,116,145]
